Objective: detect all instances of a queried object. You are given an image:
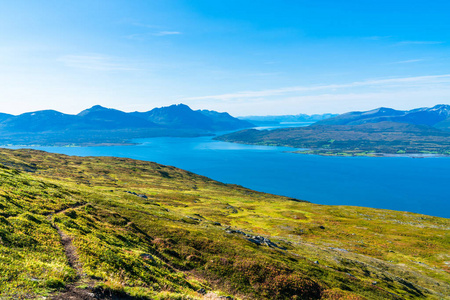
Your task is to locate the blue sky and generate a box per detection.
[1,0,450,115]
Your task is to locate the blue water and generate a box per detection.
[8,135,450,218]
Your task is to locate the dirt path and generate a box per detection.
[47,204,98,299]
[48,204,143,299]
[54,223,85,278]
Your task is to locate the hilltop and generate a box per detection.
[0,148,449,299]
[0,104,253,146]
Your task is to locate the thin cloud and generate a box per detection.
[182,74,450,101]
[364,36,392,41]
[391,59,425,64]
[58,54,140,71]
[396,41,444,46]
[130,22,160,29]
[153,31,181,36]
[126,31,182,40]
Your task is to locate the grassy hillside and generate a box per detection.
[215,122,450,156]
[0,148,449,299]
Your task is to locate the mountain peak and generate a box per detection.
[91,104,107,109]
[430,104,450,112]
[166,103,193,111]
[86,105,110,112]
[77,105,114,116]
[315,104,450,128]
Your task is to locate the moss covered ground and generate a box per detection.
[0,148,448,299]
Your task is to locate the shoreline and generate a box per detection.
[291,150,450,158]
[3,139,450,158]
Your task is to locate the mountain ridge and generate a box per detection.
[315,104,450,129]
[0,104,254,145]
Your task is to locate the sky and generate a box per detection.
[1,0,450,116]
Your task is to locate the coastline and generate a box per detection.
[291,150,450,158]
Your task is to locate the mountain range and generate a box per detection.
[0,104,253,133]
[315,104,450,130]
[0,104,253,145]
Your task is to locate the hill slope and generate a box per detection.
[0,148,449,299]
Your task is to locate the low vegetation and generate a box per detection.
[0,148,449,299]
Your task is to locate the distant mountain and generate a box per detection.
[0,110,81,132]
[435,117,450,130]
[240,113,338,125]
[0,104,253,145]
[131,104,214,130]
[315,104,450,129]
[131,104,253,131]
[0,113,13,123]
[199,109,254,130]
[78,105,158,130]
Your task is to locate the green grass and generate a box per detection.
[0,148,449,299]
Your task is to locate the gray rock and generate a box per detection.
[140,253,156,262]
[247,238,262,245]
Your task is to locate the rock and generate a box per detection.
[247,238,262,245]
[140,253,155,262]
[137,194,148,199]
[197,288,206,295]
[213,222,221,226]
[226,205,239,214]
[319,226,325,229]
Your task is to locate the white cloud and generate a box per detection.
[58,54,140,71]
[125,30,182,40]
[364,36,392,41]
[391,59,425,64]
[395,41,444,46]
[193,88,450,116]
[183,74,450,102]
[153,31,181,36]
